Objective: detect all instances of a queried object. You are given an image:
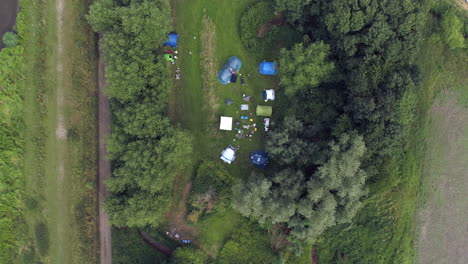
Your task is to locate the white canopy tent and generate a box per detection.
[219,116,233,130]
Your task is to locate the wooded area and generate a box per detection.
[88,0,193,229]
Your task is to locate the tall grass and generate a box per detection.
[200,15,219,120]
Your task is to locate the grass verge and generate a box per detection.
[20,0,98,263]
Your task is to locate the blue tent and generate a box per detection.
[259,62,277,75]
[163,33,178,48]
[218,56,242,84]
[250,151,269,169]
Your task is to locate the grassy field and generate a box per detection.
[20,0,98,263]
[414,6,468,262]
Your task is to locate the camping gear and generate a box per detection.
[241,77,245,85]
[259,62,277,75]
[220,145,237,164]
[240,104,249,110]
[250,151,269,169]
[226,99,233,105]
[217,56,243,84]
[262,89,275,101]
[264,118,270,132]
[164,54,175,62]
[230,74,238,83]
[220,116,233,131]
[256,105,272,117]
[242,95,250,101]
[163,33,179,48]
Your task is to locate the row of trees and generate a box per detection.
[0,15,25,264]
[88,0,192,228]
[231,0,426,247]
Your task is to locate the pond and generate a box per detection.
[0,0,19,49]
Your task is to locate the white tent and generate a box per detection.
[220,146,236,164]
[263,89,275,101]
[220,116,233,130]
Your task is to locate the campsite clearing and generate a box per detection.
[168,0,295,259]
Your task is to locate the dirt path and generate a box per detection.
[97,33,113,264]
[50,0,71,261]
[415,90,468,264]
[139,231,174,257]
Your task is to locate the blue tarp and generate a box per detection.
[163,33,178,48]
[259,62,277,75]
[218,56,242,84]
[250,151,269,169]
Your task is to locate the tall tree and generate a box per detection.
[279,41,335,96]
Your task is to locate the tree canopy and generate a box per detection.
[279,41,335,96]
[88,0,192,228]
[233,133,367,243]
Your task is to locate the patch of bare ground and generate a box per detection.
[166,178,198,240]
[415,90,468,264]
[311,245,318,264]
[98,33,112,264]
[455,0,468,10]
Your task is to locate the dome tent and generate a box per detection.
[250,151,269,169]
[259,62,277,75]
[163,33,178,48]
[262,89,275,101]
[220,145,237,164]
[217,56,242,84]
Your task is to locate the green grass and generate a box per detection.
[196,209,242,254]
[20,0,98,263]
[172,0,283,178]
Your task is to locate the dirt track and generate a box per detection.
[98,33,112,264]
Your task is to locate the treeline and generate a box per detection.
[88,0,192,228]
[232,0,427,250]
[0,10,25,263]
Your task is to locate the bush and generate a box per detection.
[192,161,234,195]
[2,32,19,47]
[441,11,465,49]
[239,1,278,56]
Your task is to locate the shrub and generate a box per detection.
[441,12,465,49]
[2,32,19,47]
[192,161,234,195]
[239,1,277,55]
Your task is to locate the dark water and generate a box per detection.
[0,0,19,48]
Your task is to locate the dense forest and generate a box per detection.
[87,0,467,263]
